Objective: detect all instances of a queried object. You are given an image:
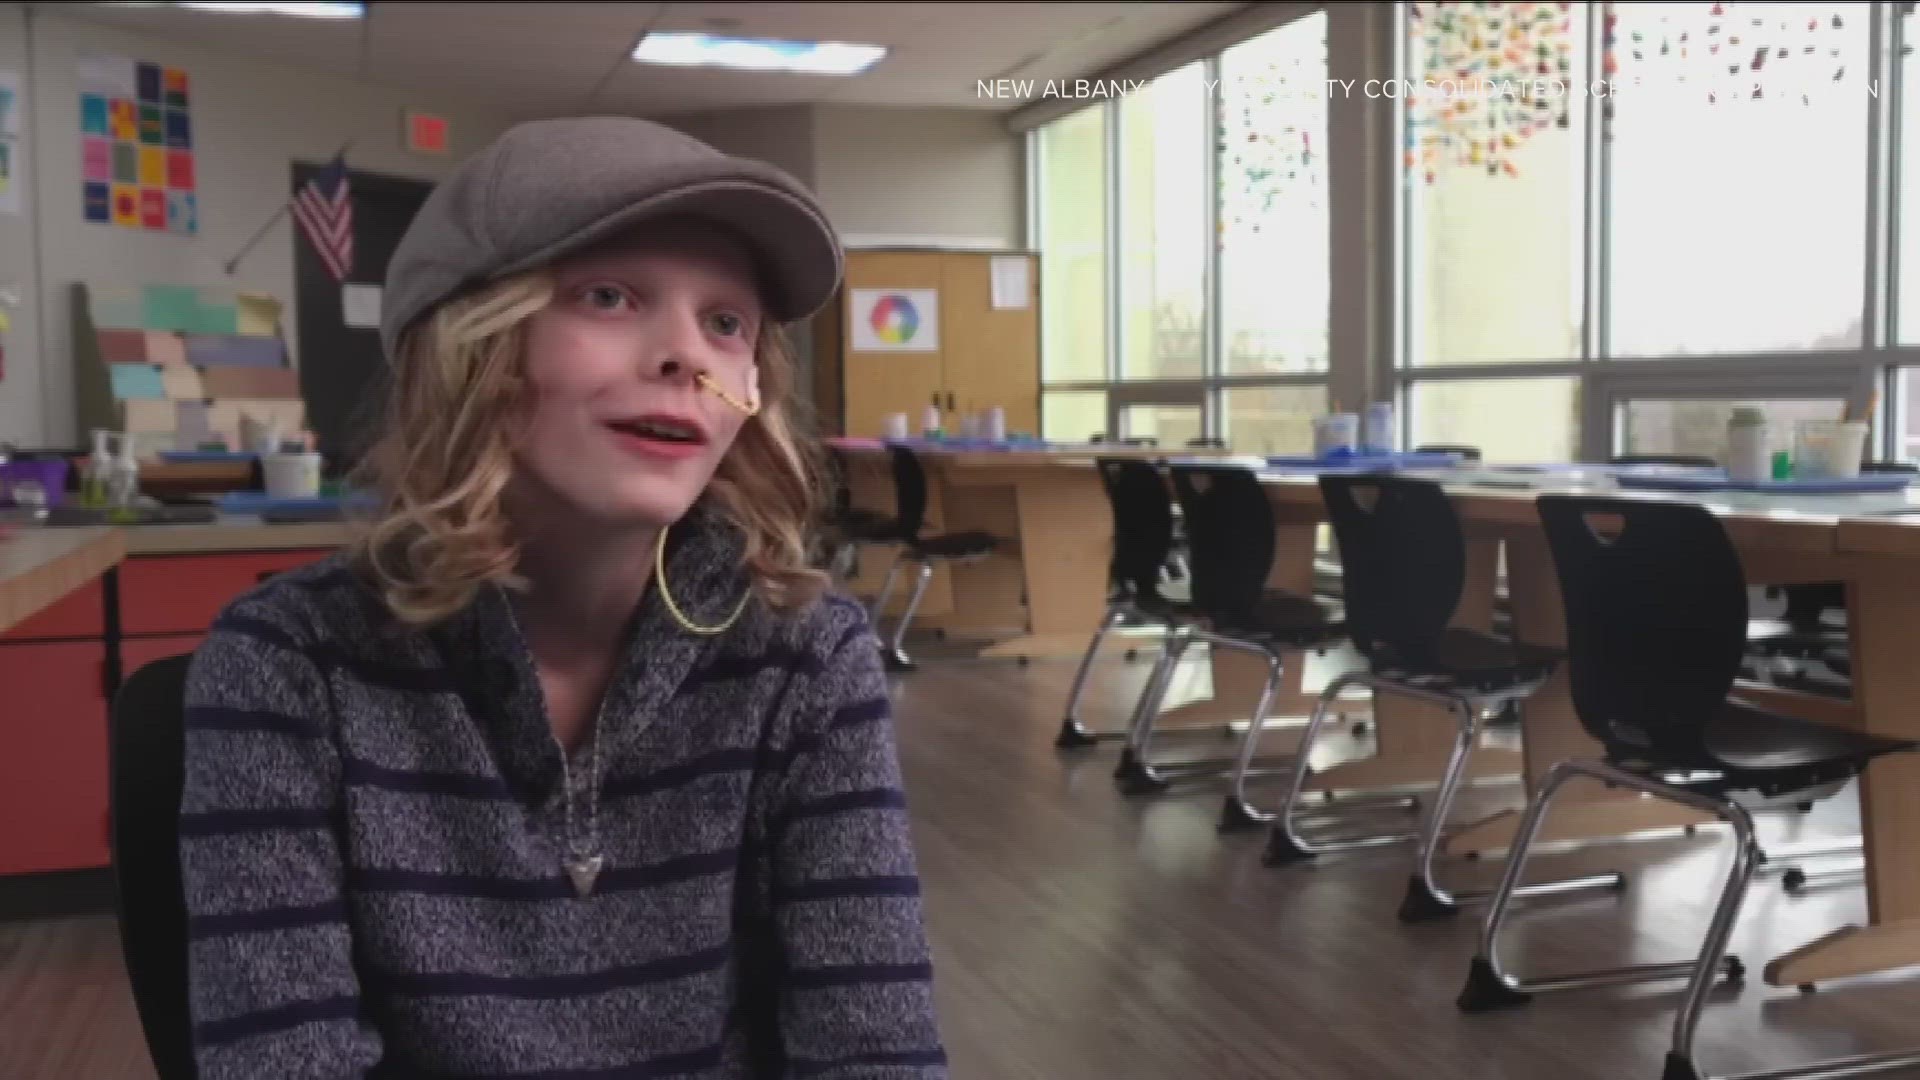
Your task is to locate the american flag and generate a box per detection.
[292,154,353,282]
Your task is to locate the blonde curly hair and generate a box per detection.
[347,267,828,627]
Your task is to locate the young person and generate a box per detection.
[177,116,946,1079]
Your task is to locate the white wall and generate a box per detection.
[0,5,522,448]
[664,105,817,190]
[810,106,1023,249]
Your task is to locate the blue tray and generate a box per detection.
[160,450,258,463]
[1615,471,1914,494]
[216,491,373,514]
[1265,450,1467,472]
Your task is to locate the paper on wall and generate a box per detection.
[849,288,939,352]
[989,255,1030,310]
[342,283,382,329]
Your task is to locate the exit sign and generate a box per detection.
[403,109,449,154]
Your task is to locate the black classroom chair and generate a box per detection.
[1058,458,1197,748]
[109,652,198,1080]
[1113,464,1344,799]
[866,445,998,672]
[1609,453,1719,469]
[1458,495,1918,1080]
[1257,475,1618,922]
[820,446,902,579]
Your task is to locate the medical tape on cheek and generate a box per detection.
[696,364,761,417]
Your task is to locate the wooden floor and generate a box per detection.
[4,639,1917,1079]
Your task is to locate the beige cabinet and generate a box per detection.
[812,249,1039,438]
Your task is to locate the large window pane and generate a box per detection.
[1220,12,1329,374]
[1608,2,1868,355]
[1118,403,1204,448]
[1409,378,1582,463]
[1037,107,1108,383]
[1897,369,1920,462]
[1043,390,1107,443]
[1617,397,1846,463]
[1119,64,1208,380]
[1222,385,1326,455]
[1404,1,1587,365]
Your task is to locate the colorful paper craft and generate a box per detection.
[80,55,196,234]
[109,362,167,400]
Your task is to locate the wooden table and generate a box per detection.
[836,445,1194,660]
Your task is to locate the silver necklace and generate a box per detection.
[503,595,610,898]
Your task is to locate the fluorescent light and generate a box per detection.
[166,2,364,18]
[633,32,886,76]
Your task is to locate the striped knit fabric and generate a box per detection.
[178,510,947,1079]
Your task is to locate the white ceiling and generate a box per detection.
[51,1,1249,117]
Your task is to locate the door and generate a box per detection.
[939,252,1040,437]
[841,251,948,438]
[1109,384,1208,449]
[292,164,432,477]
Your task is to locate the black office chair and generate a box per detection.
[820,447,901,579]
[109,652,197,1080]
[1458,496,1917,1080]
[1059,458,1198,747]
[1113,464,1344,798]
[1185,437,1227,450]
[867,445,998,671]
[1260,476,1618,921]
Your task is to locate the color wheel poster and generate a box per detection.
[850,288,938,352]
[78,55,198,235]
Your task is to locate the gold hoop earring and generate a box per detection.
[655,524,750,635]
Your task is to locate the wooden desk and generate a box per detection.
[837,446,1199,659]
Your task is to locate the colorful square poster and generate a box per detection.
[138,145,165,187]
[139,187,166,230]
[80,93,108,136]
[83,181,110,223]
[164,68,189,109]
[138,103,163,145]
[82,56,195,234]
[166,149,193,190]
[83,137,111,182]
[110,183,139,227]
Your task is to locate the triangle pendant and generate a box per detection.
[564,853,606,898]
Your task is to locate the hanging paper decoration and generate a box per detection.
[1217,20,1326,240]
[1605,2,1859,107]
[1405,1,1575,184]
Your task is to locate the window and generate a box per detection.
[1222,385,1326,455]
[1219,11,1330,374]
[1607,2,1869,356]
[1403,1,1587,366]
[1042,390,1107,443]
[1119,63,1210,380]
[1028,10,1332,449]
[1037,105,1108,383]
[1409,377,1582,464]
[1616,397,1847,462]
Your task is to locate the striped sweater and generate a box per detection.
[179,511,947,1079]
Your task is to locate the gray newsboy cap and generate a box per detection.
[380,115,843,360]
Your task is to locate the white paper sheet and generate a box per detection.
[342,283,382,329]
[989,255,1030,310]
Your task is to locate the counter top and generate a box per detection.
[122,515,356,555]
[0,527,126,633]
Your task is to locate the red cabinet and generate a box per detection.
[0,546,332,878]
[0,641,110,875]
